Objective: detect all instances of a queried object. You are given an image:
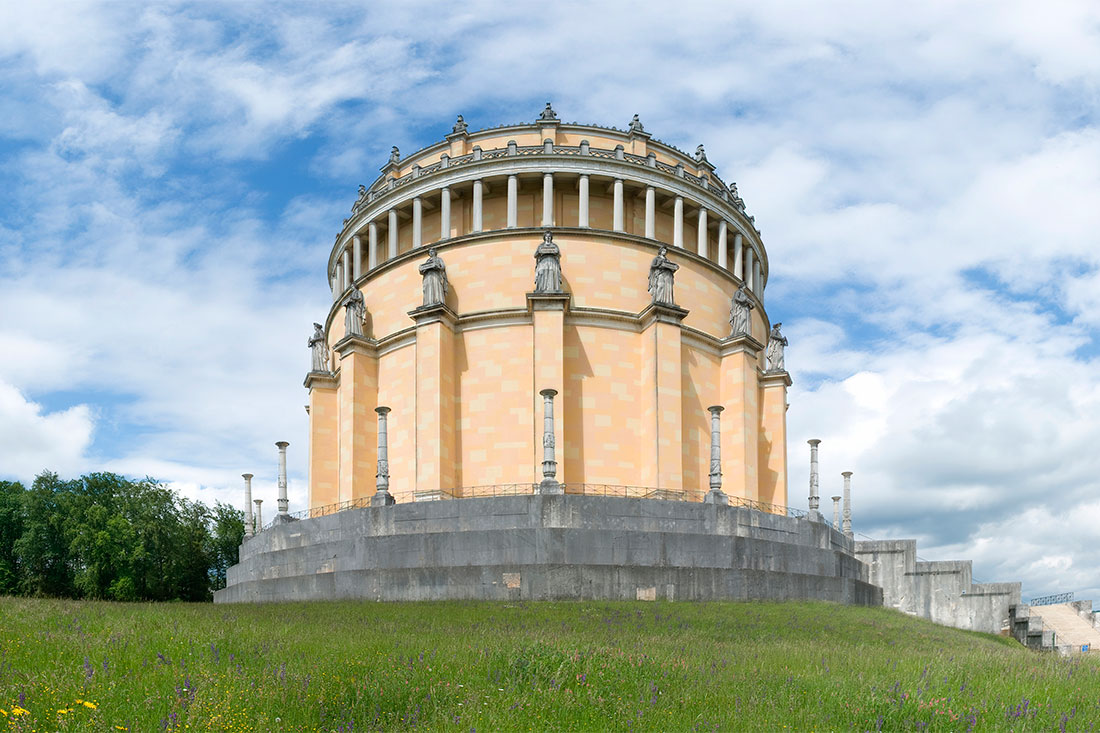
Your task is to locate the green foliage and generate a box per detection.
[1,470,244,603]
[0,599,1097,731]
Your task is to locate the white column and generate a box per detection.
[412,197,422,249]
[253,499,263,531]
[807,439,821,519]
[542,173,554,227]
[717,221,728,269]
[387,209,398,259]
[578,175,589,227]
[733,232,744,278]
[706,406,726,502]
[538,389,561,494]
[440,186,451,239]
[832,496,842,530]
[372,406,394,505]
[644,186,655,239]
[242,473,254,536]
[612,178,624,232]
[842,471,853,537]
[697,207,708,257]
[673,196,684,247]
[472,179,483,232]
[276,441,289,516]
[352,236,362,281]
[745,245,755,290]
[368,222,378,269]
[335,262,344,293]
[754,259,762,295]
[507,175,518,228]
[341,249,351,290]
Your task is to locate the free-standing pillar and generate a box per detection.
[705,405,728,504]
[538,389,562,494]
[832,495,842,530]
[242,473,254,536]
[807,439,821,520]
[276,441,289,516]
[372,406,395,506]
[842,471,853,537]
[253,499,263,532]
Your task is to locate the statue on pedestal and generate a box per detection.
[388,146,400,166]
[766,322,788,371]
[729,285,754,337]
[308,323,329,372]
[452,115,468,134]
[534,230,562,293]
[343,288,366,338]
[628,114,645,134]
[647,246,679,306]
[419,248,448,307]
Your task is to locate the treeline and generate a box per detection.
[0,471,244,602]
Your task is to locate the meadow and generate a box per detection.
[0,598,1097,731]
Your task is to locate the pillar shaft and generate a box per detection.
[341,250,350,290]
[754,259,763,296]
[717,221,728,269]
[708,406,723,492]
[733,233,744,279]
[352,236,362,281]
[253,500,263,530]
[507,175,518,228]
[697,207,708,257]
[538,389,561,493]
[242,473,254,536]
[807,439,821,515]
[832,496,842,530]
[472,179,483,232]
[577,175,589,227]
[745,246,755,290]
[412,197,422,248]
[368,222,378,269]
[842,471,853,537]
[387,209,398,259]
[440,186,451,239]
[612,178,624,231]
[644,186,655,239]
[542,173,554,226]
[373,406,394,505]
[276,441,289,515]
[673,196,684,247]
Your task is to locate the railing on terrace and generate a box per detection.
[256,483,805,532]
[1030,592,1074,607]
[348,142,748,217]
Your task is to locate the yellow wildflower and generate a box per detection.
[11,706,29,717]
[58,708,73,714]
[81,701,97,709]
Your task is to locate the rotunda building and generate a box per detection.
[305,105,791,513]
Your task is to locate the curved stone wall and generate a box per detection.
[217,496,882,605]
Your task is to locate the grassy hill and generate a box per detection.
[0,598,1096,731]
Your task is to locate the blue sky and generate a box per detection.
[1,1,1099,604]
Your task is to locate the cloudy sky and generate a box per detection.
[1,1,1098,603]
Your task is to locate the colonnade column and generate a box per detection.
[387,209,398,259]
[507,175,518,228]
[842,471,853,537]
[577,175,589,227]
[717,221,728,269]
[372,406,395,506]
[673,196,684,247]
[472,180,484,232]
[440,186,451,239]
[242,473,254,536]
[352,236,362,281]
[542,173,554,226]
[754,259,763,296]
[412,196,422,249]
[335,262,344,294]
[697,207,708,257]
[368,222,378,269]
[733,233,744,279]
[341,249,351,290]
[644,186,655,239]
[745,245,755,290]
[276,441,289,517]
[612,178,624,232]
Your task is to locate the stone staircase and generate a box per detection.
[1009,601,1100,654]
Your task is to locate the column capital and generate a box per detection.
[526,291,571,313]
[333,334,376,359]
[808,438,821,447]
[408,303,458,329]
[304,371,339,390]
[718,333,764,358]
[639,302,689,328]
[761,370,792,388]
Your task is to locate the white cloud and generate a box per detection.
[0,381,93,479]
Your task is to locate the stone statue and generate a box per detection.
[534,230,562,293]
[419,248,448,307]
[343,288,366,338]
[452,115,467,134]
[766,322,788,371]
[308,323,329,372]
[628,114,645,133]
[729,182,746,212]
[357,184,366,198]
[729,285,754,337]
[647,246,679,306]
[388,146,400,166]
[538,102,558,121]
[695,144,708,163]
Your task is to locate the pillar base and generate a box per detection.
[371,491,395,507]
[272,514,298,525]
[538,479,563,495]
[704,489,729,505]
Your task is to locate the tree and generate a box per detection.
[208,501,245,592]
[0,480,25,594]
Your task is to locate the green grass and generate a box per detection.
[0,598,1097,731]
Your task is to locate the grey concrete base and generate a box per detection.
[215,495,881,605]
[856,539,1021,635]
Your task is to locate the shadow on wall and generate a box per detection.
[563,323,592,486]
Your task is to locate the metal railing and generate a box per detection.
[255,483,804,532]
[1030,592,1074,606]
